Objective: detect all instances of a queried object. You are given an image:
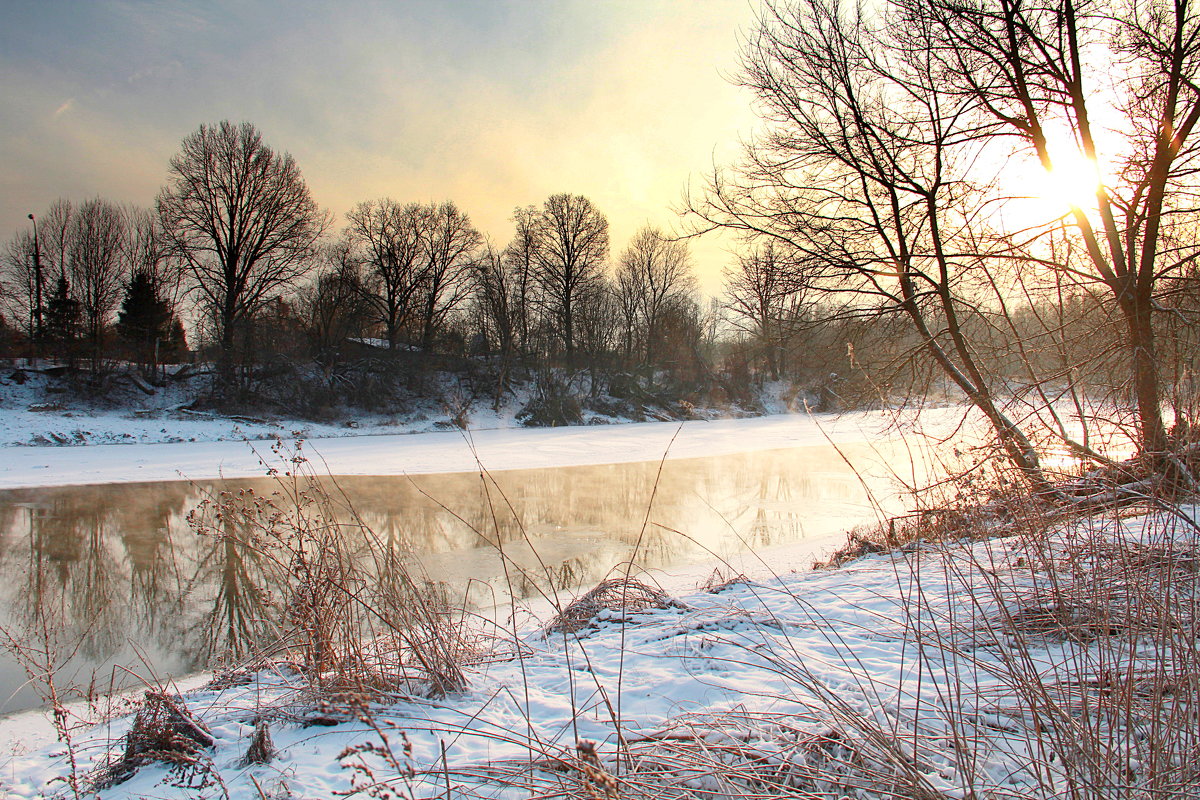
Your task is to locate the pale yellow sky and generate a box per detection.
[1,1,763,296]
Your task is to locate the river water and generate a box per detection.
[0,441,907,714]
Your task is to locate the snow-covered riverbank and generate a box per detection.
[1,401,1194,798]
[0,408,960,490]
[1,500,1194,799]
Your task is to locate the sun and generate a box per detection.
[996,132,1111,234]
[1037,140,1105,211]
[1022,133,1113,221]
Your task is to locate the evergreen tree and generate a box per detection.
[165,319,188,361]
[42,276,81,357]
[117,269,184,375]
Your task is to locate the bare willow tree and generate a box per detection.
[688,0,1053,487]
[157,121,328,379]
[614,226,697,369]
[471,241,531,407]
[532,193,609,359]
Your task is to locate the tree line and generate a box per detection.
[0,121,788,417]
[2,199,188,377]
[6,0,1200,465]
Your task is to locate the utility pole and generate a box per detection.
[27,213,44,364]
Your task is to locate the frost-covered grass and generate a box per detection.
[2,494,1196,799]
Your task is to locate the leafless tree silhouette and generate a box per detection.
[689,0,1053,487]
[157,121,328,383]
[345,198,430,351]
[532,193,609,360]
[614,226,697,369]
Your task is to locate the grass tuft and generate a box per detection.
[543,576,686,637]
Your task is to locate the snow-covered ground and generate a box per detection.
[0,372,521,451]
[23,372,1170,798]
[1,363,939,489]
[0,363,774,453]
[1,501,1194,799]
[0,406,963,490]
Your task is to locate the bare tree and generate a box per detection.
[39,199,74,284]
[68,197,128,366]
[296,237,370,362]
[418,201,481,350]
[1,230,38,344]
[157,121,328,379]
[344,199,429,350]
[723,240,808,380]
[125,206,186,309]
[614,226,697,369]
[474,243,518,359]
[574,276,621,389]
[902,0,1200,462]
[502,205,542,356]
[532,193,609,359]
[688,0,1052,487]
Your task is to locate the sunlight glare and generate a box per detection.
[1032,139,1105,213]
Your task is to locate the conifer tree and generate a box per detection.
[42,276,81,357]
[117,268,182,377]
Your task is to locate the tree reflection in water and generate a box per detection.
[187,505,276,665]
[0,443,896,711]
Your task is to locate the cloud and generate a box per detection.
[52,98,75,118]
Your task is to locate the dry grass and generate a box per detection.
[543,576,686,637]
[92,691,216,791]
[186,441,482,702]
[415,465,1200,799]
[290,438,1200,799]
[898,502,1200,798]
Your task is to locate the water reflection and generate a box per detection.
[0,443,900,713]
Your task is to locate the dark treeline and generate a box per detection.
[0,120,868,421]
[2,199,189,380]
[3,115,1197,435]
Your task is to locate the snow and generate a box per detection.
[1,505,1192,799]
[0,407,962,490]
[13,378,1111,797]
[0,360,971,489]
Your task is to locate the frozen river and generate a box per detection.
[0,411,940,714]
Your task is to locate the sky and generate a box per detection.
[0,0,762,295]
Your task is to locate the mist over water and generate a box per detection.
[0,443,906,714]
